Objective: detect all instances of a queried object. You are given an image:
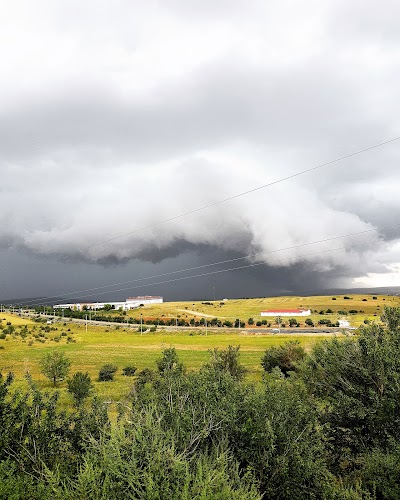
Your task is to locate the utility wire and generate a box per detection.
[17,222,400,307]
[19,235,392,308]
[87,136,400,248]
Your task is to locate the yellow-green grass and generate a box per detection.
[1,312,332,402]
[104,294,399,328]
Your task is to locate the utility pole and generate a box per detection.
[176,316,178,331]
[85,314,88,333]
[205,320,207,336]
[213,286,215,301]
[140,314,143,335]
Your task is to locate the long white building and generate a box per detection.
[260,308,311,317]
[54,296,163,311]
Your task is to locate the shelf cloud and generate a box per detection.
[1,0,400,299]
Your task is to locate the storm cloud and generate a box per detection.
[1,0,400,300]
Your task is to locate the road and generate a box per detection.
[16,312,348,335]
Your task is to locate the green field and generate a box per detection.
[0,310,333,402]
[1,293,396,402]
[99,293,399,327]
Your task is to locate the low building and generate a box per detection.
[338,319,350,328]
[54,296,163,311]
[260,308,311,317]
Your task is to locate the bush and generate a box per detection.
[261,341,306,376]
[67,372,93,405]
[122,366,137,376]
[98,364,118,381]
[156,347,185,376]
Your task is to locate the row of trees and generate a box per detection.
[2,307,400,497]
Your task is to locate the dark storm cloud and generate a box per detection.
[1,0,400,299]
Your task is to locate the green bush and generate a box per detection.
[67,371,93,405]
[98,364,118,381]
[261,341,306,376]
[122,365,137,376]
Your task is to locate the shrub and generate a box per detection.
[261,341,306,376]
[122,366,137,376]
[67,372,93,405]
[98,364,117,381]
[156,347,185,376]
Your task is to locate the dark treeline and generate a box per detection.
[2,307,400,498]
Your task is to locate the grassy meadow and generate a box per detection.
[1,293,397,402]
[102,293,399,328]
[1,311,328,402]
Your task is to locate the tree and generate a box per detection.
[207,345,247,381]
[305,318,314,326]
[67,372,93,405]
[103,304,112,311]
[40,350,71,386]
[248,318,254,325]
[156,347,185,376]
[261,341,306,377]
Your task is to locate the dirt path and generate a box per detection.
[176,308,219,318]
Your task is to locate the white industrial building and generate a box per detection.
[260,308,311,317]
[54,296,163,311]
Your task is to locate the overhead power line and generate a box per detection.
[87,136,400,249]
[19,232,395,308]
[18,221,400,308]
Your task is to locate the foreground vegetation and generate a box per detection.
[1,307,400,498]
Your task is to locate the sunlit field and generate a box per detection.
[0,310,333,401]
[96,294,399,328]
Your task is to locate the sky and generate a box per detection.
[1,0,400,303]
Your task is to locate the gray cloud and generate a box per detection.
[1,0,400,299]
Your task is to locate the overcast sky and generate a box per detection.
[1,0,400,303]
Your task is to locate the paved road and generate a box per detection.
[17,312,348,335]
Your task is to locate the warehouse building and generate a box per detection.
[54,296,163,311]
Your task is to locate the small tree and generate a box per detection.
[207,345,247,381]
[156,347,185,376]
[248,318,254,325]
[98,364,117,381]
[40,350,71,386]
[67,371,93,405]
